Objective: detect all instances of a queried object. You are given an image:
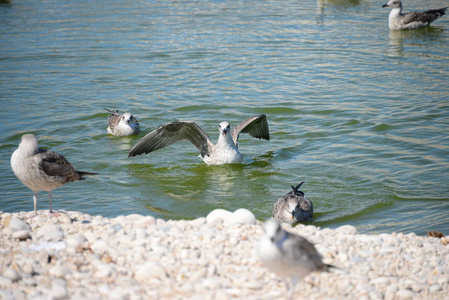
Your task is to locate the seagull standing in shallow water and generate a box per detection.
[272,182,313,225]
[105,108,140,136]
[258,219,332,298]
[382,0,447,30]
[128,114,270,165]
[10,134,97,216]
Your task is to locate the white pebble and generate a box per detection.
[429,285,442,293]
[335,225,358,235]
[134,262,167,284]
[9,218,31,231]
[396,289,414,299]
[36,224,64,242]
[206,209,233,224]
[51,283,68,300]
[12,230,31,240]
[230,208,256,225]
[3,268,21,282]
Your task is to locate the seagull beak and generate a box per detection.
[382,3,389,7]
[220,127,228,135]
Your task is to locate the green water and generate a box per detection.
[1,0,448,235]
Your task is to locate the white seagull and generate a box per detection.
[382,0,447,30]
[272,182,313,225]
[10,134,97,216]
[128,114,270,165]
[105,108,140,136]
[258,219,332,297]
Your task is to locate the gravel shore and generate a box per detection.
[1,209,448,300]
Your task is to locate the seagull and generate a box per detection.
[128,114,270,165]
[272,182,313,225]
[382,0,447,30]
[258,219,332,298]
[10,134,98,216]
[105,108,140,136]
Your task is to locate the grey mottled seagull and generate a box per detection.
[128,114,270,165]
[272,182,313,225]
[105,108,140,136]
[382,0,447,30]
[10,134,98,216]
[258,219,332,298]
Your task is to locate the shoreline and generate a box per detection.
[1,209,448,299]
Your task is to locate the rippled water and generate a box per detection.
[1,0,448,235]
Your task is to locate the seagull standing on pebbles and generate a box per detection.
[258,219,332,298]
[105,108,140,136]
[10,134,98,216]
[382,0,447,30]
[272,182,313,225]
[128,114,270,165]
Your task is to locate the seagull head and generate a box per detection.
[219,121,230,136]
[122,113,136,125]
[263,219,286,244]
[20,134,39,156]
[382,0,401,9]
[287,198,300,223]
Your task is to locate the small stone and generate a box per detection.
[335,225,358,235]
[36,224,64,242]
[3,268,21,282]
[8,217,31,231]
[136,216,156,227]
[66,233,88,249]
[22,263,34,275]
[49,265,71,278]
[51,283,68,300]
[12,230,31,240]
[429,285,442,293]
[134,262,168,284]
[94,262,115,278]
[396,289,414,299]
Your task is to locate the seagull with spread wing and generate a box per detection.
[128,114,270,165]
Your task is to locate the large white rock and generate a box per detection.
[206,209,233,224]
[230,208,256,225]
[8,218,31,232]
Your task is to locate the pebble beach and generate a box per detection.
[1,209,448,300]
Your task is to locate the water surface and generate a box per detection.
[1,0,448,235]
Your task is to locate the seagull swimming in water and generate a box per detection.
[272,182,313,225]
[10,134,98,216]
[258,219,332,298]
[382,0,447,30]
[105,108,140,136]
[128,114,270,165]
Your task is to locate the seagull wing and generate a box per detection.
[38,149,83,182]
[104,108,121,129]
[401,9,446,27]
[128,121,214,158]
[231,114,270,146]
[284,234,328,270]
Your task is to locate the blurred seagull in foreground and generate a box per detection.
[10,134,98,216]
[272,182,313,225]
[258,219,333,298]
[382,0,447,30]
[128,114,270,165]
[105,108,140,136]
